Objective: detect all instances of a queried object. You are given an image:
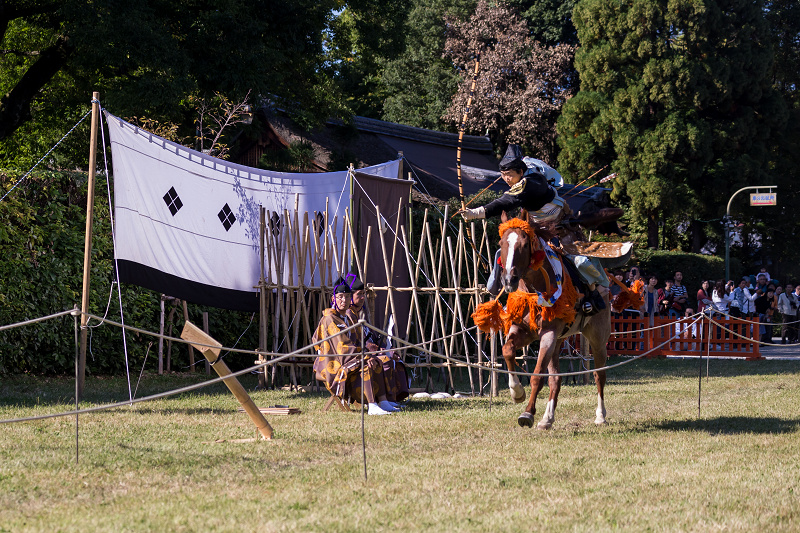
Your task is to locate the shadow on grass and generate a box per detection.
[654,416,800,435]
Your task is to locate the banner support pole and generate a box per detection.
[78,91,100,400]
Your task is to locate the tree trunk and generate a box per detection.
[647,213,659,249]
[690,220,705,254]
[0,36,71,141]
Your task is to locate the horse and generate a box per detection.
[496,210,611,429]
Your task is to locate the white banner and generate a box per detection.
[106,112,401,310]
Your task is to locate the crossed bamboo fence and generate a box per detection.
[254,203,517,395]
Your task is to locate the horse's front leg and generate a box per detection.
[502,325,527,404]
[518,327,557,428]
[537,344,563,430]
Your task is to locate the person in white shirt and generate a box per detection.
[777,283,798,344]
[712,280,734,316]
[730,277,758,318]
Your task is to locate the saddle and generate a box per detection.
[561,241,633,271]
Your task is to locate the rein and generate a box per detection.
[499,217,550,293]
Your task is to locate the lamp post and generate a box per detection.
[725,185,777,282]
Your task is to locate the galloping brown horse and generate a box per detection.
[496,210,611,429]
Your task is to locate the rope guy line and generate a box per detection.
[0,108,93,203]
[0,321,363,426]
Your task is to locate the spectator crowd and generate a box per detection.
[609,267,800,345]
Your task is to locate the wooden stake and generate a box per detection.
[181,321,273,440]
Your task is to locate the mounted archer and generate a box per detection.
[461,145,620,313]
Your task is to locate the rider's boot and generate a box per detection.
[486,249,502,296]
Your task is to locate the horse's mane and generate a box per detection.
[526,216,558,243]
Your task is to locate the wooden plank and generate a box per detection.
[180,321,273,440]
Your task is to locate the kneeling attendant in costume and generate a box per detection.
[346,275,409,406]
[312,276,398,415]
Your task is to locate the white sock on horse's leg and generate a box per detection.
[595,394,607,425]
[538,399,556,430]
[508,373,525,403]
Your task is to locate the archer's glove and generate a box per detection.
[461,206,486,221]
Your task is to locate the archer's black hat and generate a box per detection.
[348,274,364,291]
[332,276,353,294]
[499,144,528,172]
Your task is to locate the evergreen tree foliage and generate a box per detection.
[381,0,477,130]
[558,0,788,251]
[0,0,345,169]
[324,0,411,117]
[506,0,579,45]
[759,0,800,279]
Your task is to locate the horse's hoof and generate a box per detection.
[537,420,553,430]
[510,384,525,404]
[518,412,534,428]
[595,408,607,425]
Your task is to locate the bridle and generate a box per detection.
[499,218,549,289]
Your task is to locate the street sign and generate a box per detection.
[750,192,777,206]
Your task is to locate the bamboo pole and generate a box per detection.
[202,312,211,375]
[447,235,475,394]
[78,91,100,398]
[181,321,273,440]
[182,300,195,371]
[363,225,372,283]
[456,54,480,211]
[158,296,165,375]
[426,209,454,391]
[490,332,498,397]
[400,227,424,346]
[376,203,400,333]
[258,207,268,389]
[470,220,484,394]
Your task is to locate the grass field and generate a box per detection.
[1,357,799,532]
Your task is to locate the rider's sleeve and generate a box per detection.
[483,190,523,218]
[483,176,556,218]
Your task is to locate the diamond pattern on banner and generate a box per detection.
[218,203,236,231]
[163,187,183,216]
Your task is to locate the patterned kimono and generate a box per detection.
[312,308,386,404]
[347,306,410,402]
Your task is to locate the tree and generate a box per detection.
[506,0,579,46]
[558,0,788,251]
[758,0,800,278]
[0,0,345,169]
[324,0,411,118]
[443,0,575,162]
[381,0,477,130]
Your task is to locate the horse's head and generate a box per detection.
[499,210,535,293]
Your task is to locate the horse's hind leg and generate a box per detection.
[584,315,610,425]
[593,352,607,425]
[538,343,563,430]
